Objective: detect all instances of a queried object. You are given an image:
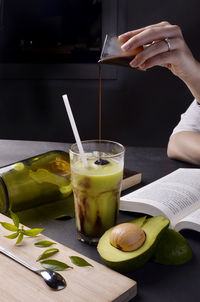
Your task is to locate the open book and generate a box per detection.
[120,168,200,232]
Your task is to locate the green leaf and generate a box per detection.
[40,259,73,271]
[15,233,24,245]
[10,210,19,228]
[0,222,18,232]
[4,232,19,239]
[23,228,44,237]
[34,240,56,248]
[69,256,93,267]
[36,248,59,262]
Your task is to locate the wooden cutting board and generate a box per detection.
[0,213,137,302]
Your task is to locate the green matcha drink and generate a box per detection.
[70,140,125,244]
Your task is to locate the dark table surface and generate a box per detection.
[0,139,199,302]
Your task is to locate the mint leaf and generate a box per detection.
[23,228,44,237]
[10,210,19,228]
[40,259,73,271]
[69,256,93,267]
[0,222,18,232]
[36,248,59,262]
[4,232,19,239]
[34,240,56,248]
[1,215,44,245]
[16,233,24,245]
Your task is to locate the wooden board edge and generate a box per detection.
[113,281,137,302]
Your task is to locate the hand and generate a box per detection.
[119,21,199,82]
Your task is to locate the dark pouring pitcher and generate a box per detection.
[99,34,143,67]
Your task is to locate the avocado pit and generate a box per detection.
[109,222,146,252]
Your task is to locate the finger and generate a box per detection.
[121,25,182,52]
[130,37,180,67]
[118,29,146,43]
[135,50,178,70]
[118,21,170,43]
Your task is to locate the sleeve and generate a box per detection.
[171,99,200,136]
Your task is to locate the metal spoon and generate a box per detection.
[0,246,66,291]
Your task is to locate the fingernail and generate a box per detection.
[138,64,147,71]
[139,63,146,69]
[118,34,128,43]
[130,59,137,67]
[138,68,147,72]
[121,43,130,51]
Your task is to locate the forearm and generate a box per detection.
[179,59,200,103]
[167,131,200,165]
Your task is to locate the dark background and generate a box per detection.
[0,0,198,147]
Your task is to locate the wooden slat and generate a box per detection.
[0,213,137,302]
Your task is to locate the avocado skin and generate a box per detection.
[153,228,192,265]
[97,216,169,273]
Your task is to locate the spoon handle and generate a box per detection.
[0,245,38,273]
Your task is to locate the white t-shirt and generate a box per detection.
[172,99,200,135]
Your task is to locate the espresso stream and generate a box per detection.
[94,61,109,166]
[97,55,134,163]
[98,61,102,156]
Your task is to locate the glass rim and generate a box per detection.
[69,139,125,158]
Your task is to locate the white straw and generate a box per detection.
[62,94,87,167]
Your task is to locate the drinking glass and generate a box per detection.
[69,140,125,244]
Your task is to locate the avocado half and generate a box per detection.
[97,216,169,272]
[153,228,192,265]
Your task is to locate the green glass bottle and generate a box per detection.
[0,150,72,213]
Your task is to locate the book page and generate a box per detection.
[174,208,200,232]
[120,168,200,227]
